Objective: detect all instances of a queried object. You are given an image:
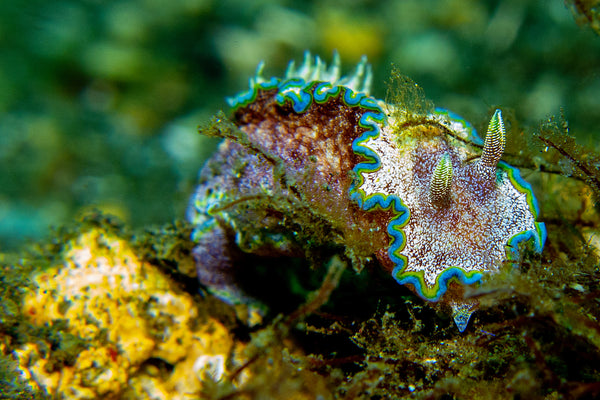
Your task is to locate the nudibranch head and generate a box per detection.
[351,104,546,331]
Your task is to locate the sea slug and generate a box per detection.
[187,52,546,331]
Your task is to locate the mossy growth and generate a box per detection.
[536,113,600,206]
[385,65,434,122]
[496,109,600,208]
[224,235,600,399]
[133,219,197,279]
[0,355,49,400]
[1,161,598,400]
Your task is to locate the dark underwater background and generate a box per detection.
[1,0,599,249]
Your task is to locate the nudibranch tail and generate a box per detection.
[429,152,453,206]
[450,298,479,333]
[479,109,506,171]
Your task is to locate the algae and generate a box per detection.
[1,187,599,399]
[535,113,600,206]
[1,212,254,398]
[0,357,48,400]
[385,65,435,120]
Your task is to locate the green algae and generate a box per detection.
[182,198,597,399]
[0,355,49,400]
[385,65,434,119]
[133,219,197,279]
[536,114,600,206]
[1,194,599,399]
[136,77,600,398]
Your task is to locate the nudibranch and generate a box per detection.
[187,52,546,331]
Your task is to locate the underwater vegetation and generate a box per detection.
[139,52,600,398]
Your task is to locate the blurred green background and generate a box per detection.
[1,0,599,250]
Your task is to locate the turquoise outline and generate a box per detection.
[314,82,341,103]
[433,107,483,144]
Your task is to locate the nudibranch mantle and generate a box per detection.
[352,106,546,308]
[188,52,546,332]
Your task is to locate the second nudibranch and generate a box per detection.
[187,53,546,331]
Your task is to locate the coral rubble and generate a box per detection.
[9,227,248,399]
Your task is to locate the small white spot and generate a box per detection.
[194,354,226,382]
